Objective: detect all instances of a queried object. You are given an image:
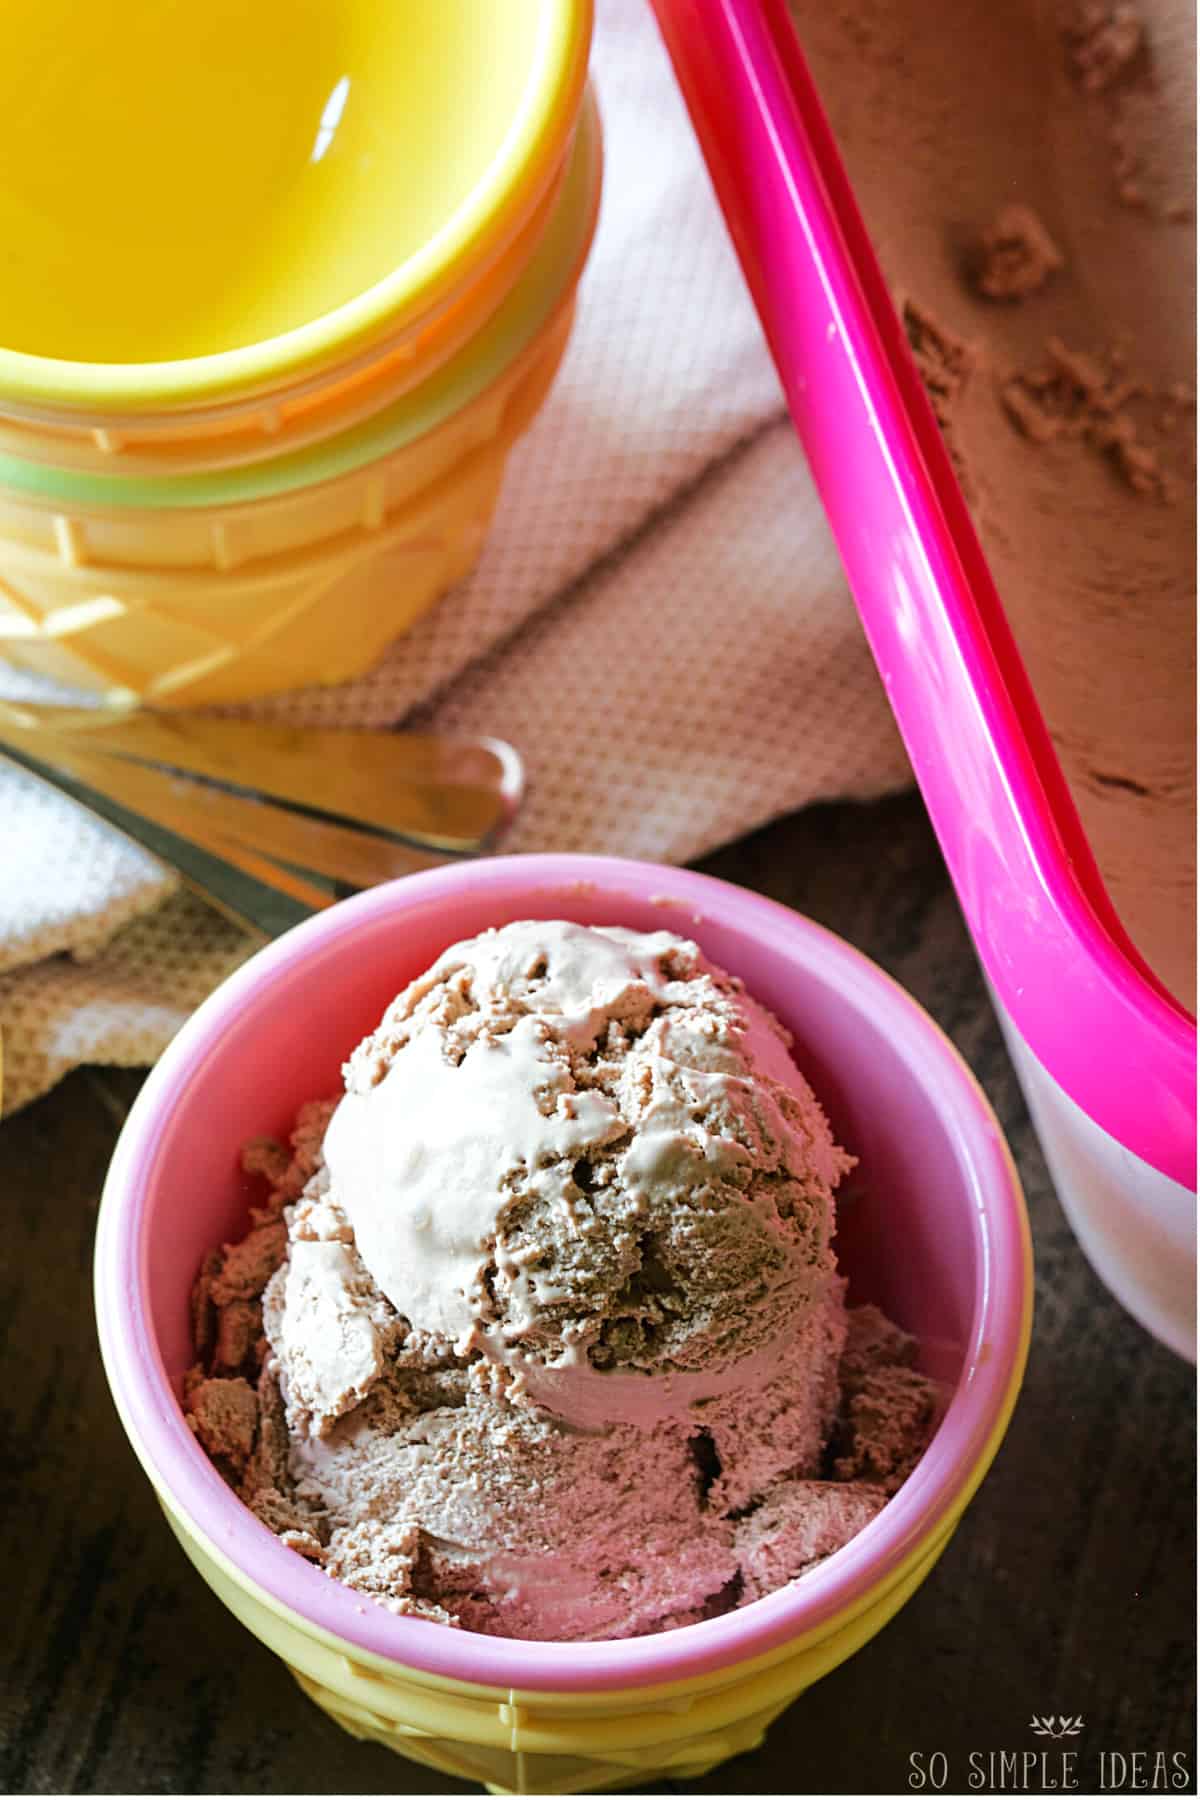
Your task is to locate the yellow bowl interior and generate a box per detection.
[0,0,572,365]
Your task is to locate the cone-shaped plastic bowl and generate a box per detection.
[0,0,592,413]
[95,855,1032,1795]
[0,157,573,478]
[0,92,601,706]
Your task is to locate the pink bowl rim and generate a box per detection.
[95,852,1032,1695]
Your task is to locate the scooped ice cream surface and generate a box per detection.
[187,922,941,1640]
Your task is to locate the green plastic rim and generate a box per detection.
[0,1,591,415]
[0,93,601,514]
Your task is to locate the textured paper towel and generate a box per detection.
[0,0,911,1115]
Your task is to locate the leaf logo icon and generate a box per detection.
[1030,1713,1084,1739]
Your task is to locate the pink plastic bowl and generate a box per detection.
[95,855,1032,1790]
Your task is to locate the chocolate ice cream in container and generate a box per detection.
[651,0,1195,1358]
[95,855,1031,1793]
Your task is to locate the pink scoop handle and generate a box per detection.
[650,0,1195,1188]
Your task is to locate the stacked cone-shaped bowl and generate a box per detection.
[0,0,598,706]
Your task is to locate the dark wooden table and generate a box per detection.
[3,792,1195,1796]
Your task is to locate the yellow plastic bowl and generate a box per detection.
[0,0,591,412]
[95,861,1034,1794]
[0,156,572,476]
[0,301,574,706]
[0,89,601,706]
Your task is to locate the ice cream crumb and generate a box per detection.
[971,204,1064,300]
[186,1376,259,1475]
[833,1364,943,1490]
[211,1298,261,1378]
[735,1481,888,1602]
[209,1222,288,1307]
[1000,379,1060,445]
[280,1528,325,1562]
[1065,2,1145,90]
[1091,412,1170,496]
[902,300,973,418]
[999,336,1170,497]
[240,1136,291,1188]
[837,1302,920,1389]
[902,298,975,493]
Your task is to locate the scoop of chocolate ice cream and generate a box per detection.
[188,924,941,1640]
[323,921,852,1408]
